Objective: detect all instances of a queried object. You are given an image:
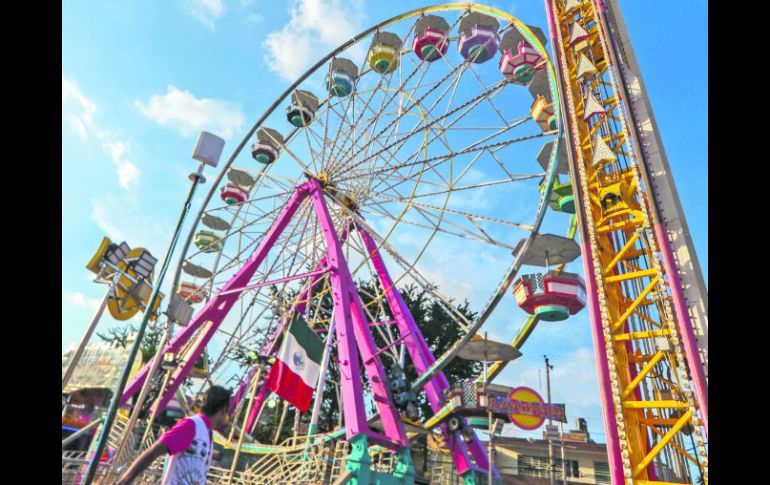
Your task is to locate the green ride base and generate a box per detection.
[290,114,305,127]
[375,59,391,73]
[534,304,570,322]
[558,195,575,213]
[468,45,489,63]
[254,153,272,164]
[461,469,501,485]
[344,434,415,485]
[513,65,535,84]
[421,44,439,61]
[465,417,490,429]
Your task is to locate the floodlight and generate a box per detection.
[192,131,225,168]
[133,251,158,280]
[105,242,130,266]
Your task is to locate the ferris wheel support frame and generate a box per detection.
[124,5,566,482]
[121,177,500,480]
[358,224,497,480]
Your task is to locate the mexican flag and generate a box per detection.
[265,315,323,412]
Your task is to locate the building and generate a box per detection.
[427,420,611,485]
[62,336,142,393]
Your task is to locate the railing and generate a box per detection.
[64,428,410,484]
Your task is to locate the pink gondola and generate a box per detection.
[220,183,249,205]
[513,271,586,322]
[500,42,545,85]
[178,282,207,304]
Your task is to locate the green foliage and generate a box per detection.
[96,321,164,364]
[260,278,481,435]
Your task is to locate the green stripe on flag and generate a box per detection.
[288,314,324,364]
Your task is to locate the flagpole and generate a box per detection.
[301,310,336,478]
[307,310,335,438]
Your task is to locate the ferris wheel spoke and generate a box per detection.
[212,200,315,289]
[452,52,512,127]
[333,70,467,182]
[324,69,393,174]
[263,130,316,177]
[448,117,535,186]
[338,129,551,194]
[339,13,502,176]
[361,126,494,200]
[366,191,509,248]
[359,201,516,251]
[339,77,510,179]
[300,119,324,174]
[352,76,423,177]
[333,47,481,175]
[330,63,469,186]
[364,190,535,231]
[324,19,427,168]
[342,18,512,174]
[327,97,402,181]
[346,213,472,331]
[185,204,286,269]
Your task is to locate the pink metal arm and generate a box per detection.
[308,179,408,447]
[356,223,493,476]
[122,181,313,411]
[241,226,353,433]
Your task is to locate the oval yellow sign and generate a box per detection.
[506,386,546,430]
[107,248,162,321]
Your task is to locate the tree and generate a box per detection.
[97,321,164,364]
[97,321,183,420]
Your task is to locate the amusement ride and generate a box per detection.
[61,2,708,484]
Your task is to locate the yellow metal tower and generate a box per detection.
[545,0,708,483]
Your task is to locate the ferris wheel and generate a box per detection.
[120,4,581,482]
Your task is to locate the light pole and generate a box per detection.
[544,355,554,485]
[79,132,225,485]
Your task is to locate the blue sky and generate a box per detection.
[62,0,707,443]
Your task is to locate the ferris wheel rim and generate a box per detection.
[170,3,567,403]
[171,3,563,304]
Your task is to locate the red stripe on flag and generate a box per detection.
[265,359,315,412]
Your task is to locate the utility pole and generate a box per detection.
[544,355,555,485]
[485,332,494,485]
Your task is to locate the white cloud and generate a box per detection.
[102,140,141,190]
[64,291,102,312]
[135,85,245,140]
[62,77,97,140]
[90,194,169,254]
[263,0,365,81]
[247,13,264,24]
[189,0,225,29]
[62,75,142,190]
